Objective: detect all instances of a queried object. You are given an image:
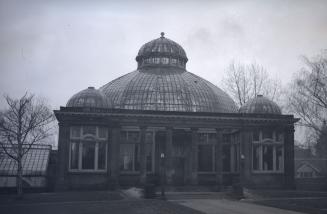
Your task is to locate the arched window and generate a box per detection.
[69,126,108,171]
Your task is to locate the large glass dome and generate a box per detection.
[100,33,237,113]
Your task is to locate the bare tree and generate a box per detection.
[0,93,55,198]
[287,53,327,140]
[222,61,283,107]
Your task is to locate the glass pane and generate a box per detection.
[134,144,140,171]
[276,131,284,142]
[262,130,273,139]
[98,127,108,139]
[198,145,213,172]
[86,98,95,106]
[253,131,259,141]
[120,131,128,141]
[263,145,273,170]
[70,142,79,169]
[83,126,96,136]
[145,132,153,143]
[146,143,152,172]
[222,144,231,172]
[98,142,106,170]
[233,144,239,172]
[276,145,283,171]
[129,131,140,142]
[208,133,216,144]
[71,127,81,138]
[82,143,95,169]
[198,133,207,144]
[120,144,133,171]
[253,145,260,170]
[223,134,231,143]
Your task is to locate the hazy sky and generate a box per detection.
[1,0,327,110]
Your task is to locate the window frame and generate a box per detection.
[251,130,284,174]
[68,126,108,173]
[222,133,240,174]
[197,131,216,173]
[120,128,140,173]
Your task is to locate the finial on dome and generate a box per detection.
[160,32,165,38]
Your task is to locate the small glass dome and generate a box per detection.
[67,87,111,108]
[239,95,281,114]
[136,32,188,69]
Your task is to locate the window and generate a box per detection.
[70,141,79,169]
[120,143,140,171]
[222,133,240,173]
[252,130,284,172]
[262,129,273,139]
[98,142,106,170]
[198,132,215,172]
[82,142,95,169]
[120,130,140,172]
[198,145,213,172]
[161,57,169,64]
[69,126,108,171]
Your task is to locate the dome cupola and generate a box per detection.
[239,95,281,115]
[135,32,188,70]
[67,87,111,108]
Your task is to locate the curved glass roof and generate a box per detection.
[100,68,237,113]
[67,87,111,108]
[239,95,281,114]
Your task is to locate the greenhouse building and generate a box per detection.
[54,33,298,190]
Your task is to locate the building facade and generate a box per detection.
[54,33,298,190]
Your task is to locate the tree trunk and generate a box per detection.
[16,156,23,199]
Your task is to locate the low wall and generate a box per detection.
[296,177,327,191]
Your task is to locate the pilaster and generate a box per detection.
[109,126,121,189]
[191,128,198,185]
[215,128,223,188]
[284,125,295,189]
[165,127,173,185]
[139,126,147,185]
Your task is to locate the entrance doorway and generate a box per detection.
[172,130,191,186]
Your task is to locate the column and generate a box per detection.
[139,126,147,185]
[284,125,295,189]
[55,123,69,191]
[165,127,173,185]
[110,126,121,189]
[215,128,223,189]
[240,128,253,188]
[239,129,246,188]
[184,130,193,185]
[191,128,198,185]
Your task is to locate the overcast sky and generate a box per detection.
[1,0,327,110]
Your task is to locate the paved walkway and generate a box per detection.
[0,199,203,214]
[173,199,305,214]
